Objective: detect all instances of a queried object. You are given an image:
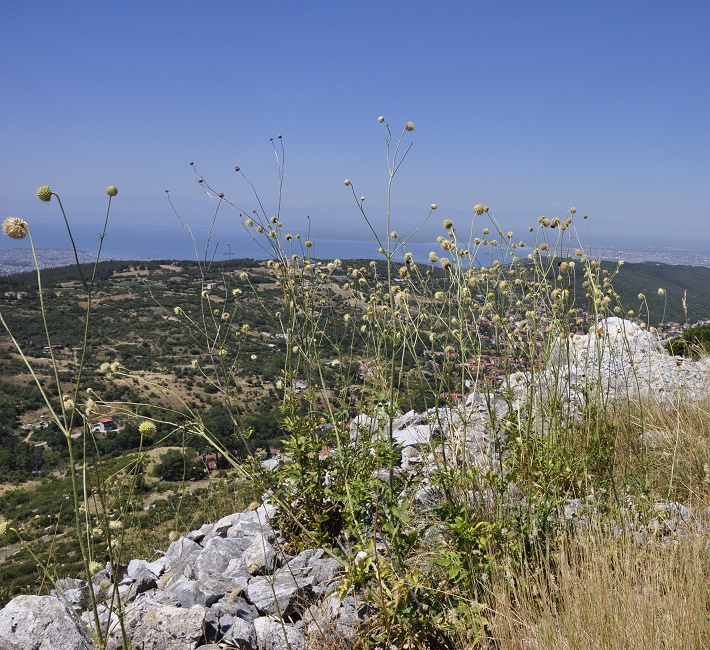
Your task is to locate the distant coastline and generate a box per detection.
[1,242,708,276]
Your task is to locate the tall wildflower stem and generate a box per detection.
[53,193,89,291]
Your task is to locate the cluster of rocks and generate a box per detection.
[0,505,369,650]
[545,317,709,406]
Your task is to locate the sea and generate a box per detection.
[1,222,709,274]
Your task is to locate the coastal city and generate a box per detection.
[1,243,708,276]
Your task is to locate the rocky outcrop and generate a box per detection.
[0,503,352,650]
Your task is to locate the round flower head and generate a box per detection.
[139,421,156,437]
[378,116,385,123]
[405,122,415,131]
[106,186,118,197]
[2,217,29,240]
[36,186,52,202]
[343,179,351,186]
[473,204,485,215]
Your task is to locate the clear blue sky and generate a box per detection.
[1,1,709,259]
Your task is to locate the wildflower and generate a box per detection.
[62,395,75,410]
[474,204,485,215]
[390,231,398,240]
[221,312,230,321]
[106,186,118,197]
[305,240,313,248]
[250,354,257,360]
[637,293,645,300]
[570,207,577,214]
[110,361,120,373]
[657,288,666,296]
[219,348,228,357]
[246,218,254,227]
[440,258,451,270]
[360,324,367,333]
[443,219,453,230]
[168,531,180,542]
[405,121,415,131]
[109,519,123,531]
[2,217,29,240]
[99,362,111,373]
[256,225,264,233]
[232,288,242,297]
[89,561,102,575]
[201,290,209,299]
[84,399,96,416]
[136,420,157,440]
[343,179,351,186]
[540,243,549,251]
[378,116,385,123]
[429,252,439,264]
[482,228,489,235]
[241,324,250,332]
[36,185,52,202]
[431,204,437,210]
[174,306,183,315]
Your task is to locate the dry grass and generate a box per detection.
[485,521,709,650]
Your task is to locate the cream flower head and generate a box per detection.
[2,217,29,240]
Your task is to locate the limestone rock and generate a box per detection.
[107,602,205,650]
[253,616,305,650]
[0,595,95,650]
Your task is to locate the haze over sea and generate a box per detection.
[1,219,708,274]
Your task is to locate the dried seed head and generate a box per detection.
[106,186,118,197]
[2,217,29,240]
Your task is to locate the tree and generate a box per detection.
[152,449,203,482]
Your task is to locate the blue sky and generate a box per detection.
[1,1,709,260]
